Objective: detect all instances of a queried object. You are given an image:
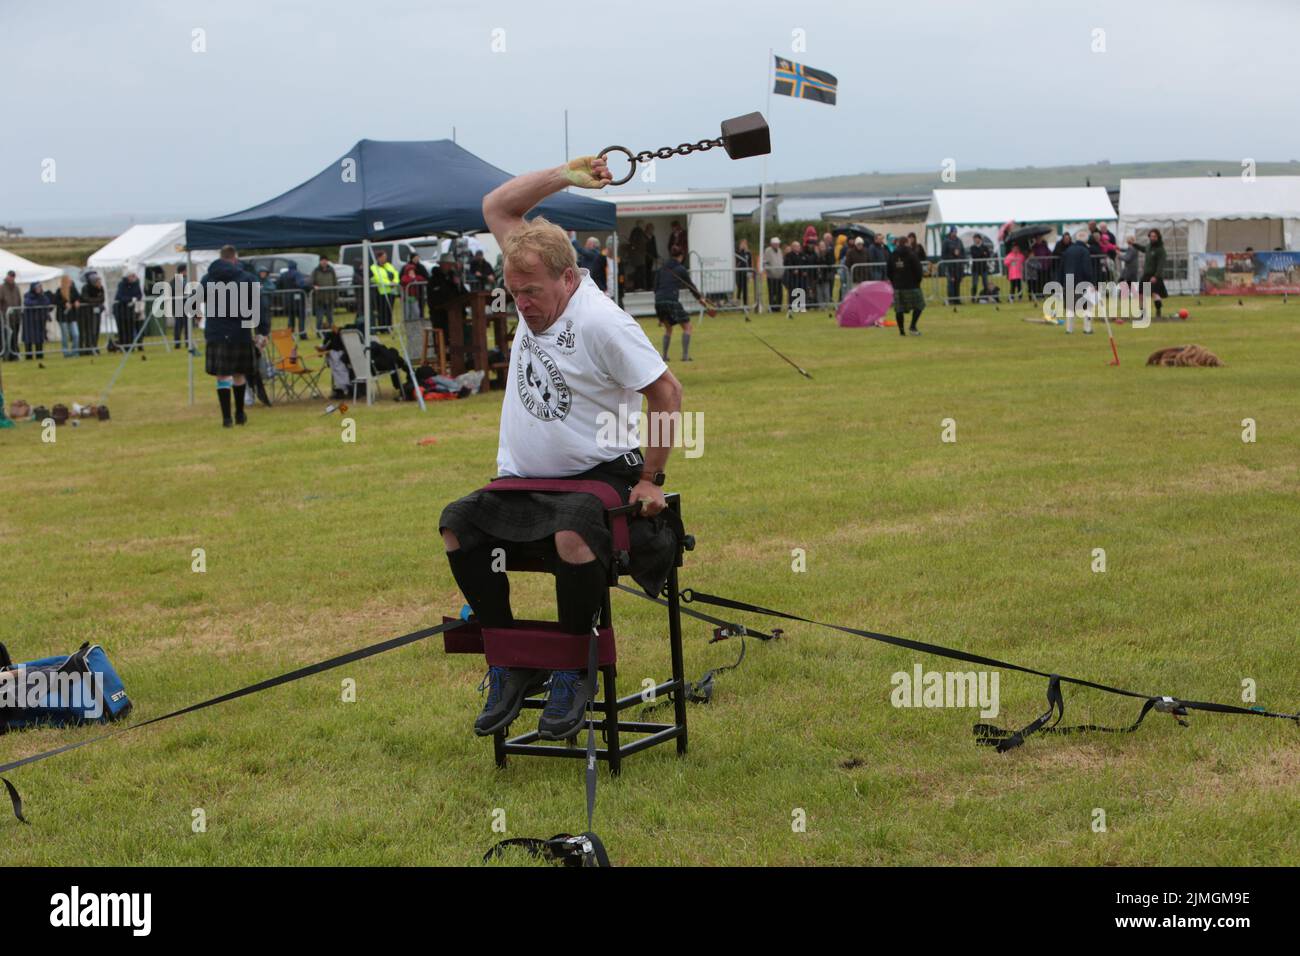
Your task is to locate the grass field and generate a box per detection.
[1,295,1297,866]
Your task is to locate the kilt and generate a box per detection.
[655,301,689,326]
[440,455,643,569]
[205,339,257,377]
[1147,276,1169,299]
[892,287,925,312]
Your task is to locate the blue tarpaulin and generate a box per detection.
[185,139,616,250]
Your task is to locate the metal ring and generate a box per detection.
[597,145,636,186]
[680,588,694,603]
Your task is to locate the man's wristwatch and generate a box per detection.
[640,470,666,486]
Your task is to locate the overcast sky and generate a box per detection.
[4,0,1298,226]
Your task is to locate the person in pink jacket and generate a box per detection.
[1003,245,1027,301]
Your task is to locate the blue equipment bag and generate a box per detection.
[0,642,132,733]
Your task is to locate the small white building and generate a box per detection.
[582,192,735,316]
[1118,176,1300,292]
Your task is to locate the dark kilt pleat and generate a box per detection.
[892,287,925,312]
[205,339,257,377]
[440,458,641,566]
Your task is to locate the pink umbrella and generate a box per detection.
[837,281,894,327]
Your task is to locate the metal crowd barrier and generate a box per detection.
[2,301,177,359]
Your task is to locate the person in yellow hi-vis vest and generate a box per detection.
[369,250,400,331]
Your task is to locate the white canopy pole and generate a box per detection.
[186,250,194,405]
[362,239,373,407]
[757,47,773,313]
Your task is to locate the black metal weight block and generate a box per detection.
[719,112,771,160]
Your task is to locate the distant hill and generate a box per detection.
[756,160,1300,196]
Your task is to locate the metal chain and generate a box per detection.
[632,137,723,165]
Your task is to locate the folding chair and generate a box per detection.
[269,328,325,400]
[339,327,383,400]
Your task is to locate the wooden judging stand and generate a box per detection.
[428,291,512,389]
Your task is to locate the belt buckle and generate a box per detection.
[622,451,643,468]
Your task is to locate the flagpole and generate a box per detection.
[757,48,773,313]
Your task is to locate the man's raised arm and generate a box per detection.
[483,156,614,249]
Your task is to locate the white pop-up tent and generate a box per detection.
[0,247,64,286]
[1118,177,1300,292]
[87,223,220,278]
[925,187,1117,255]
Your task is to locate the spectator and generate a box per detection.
[1004,243,1027,301]
[1097,225,1119,264]
[1119,234,1141,288]
[815,240,834,308]
[54,275,81,358]
[427,253,467,338]
[969,234,993,301]
[1,270,23,361]
[572,237,606,291]
[1133,228,1169,319]
[369,250,399,332]
[1061,228,1095,334]
[998,220,1018,256]
[1028,237,1052,298]
[734,238,752,306]
[762,237,784,311]
[941,226,966,304]
[802,225,819,248]
[643,222,660,290]
[469,249,495,291]
[867,233,889,281]
[626,221,646,291]
[311,255,338,336]
[887,237,925,336]
[170,264,192,352]
[113,270,144,355]
[280,260,308,338]
[668,220,688,259]
[400,252,430,322]
[79,270,105,354]
[201,245,268,427]
[22,281,51,362]
[784,240,804,313]
[1051,232,1071,286]
[1087,230,1110,283]
[844,237,871,291]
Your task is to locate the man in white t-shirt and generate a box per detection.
[440,154,684,741]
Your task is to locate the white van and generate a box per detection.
[340,234,502,288]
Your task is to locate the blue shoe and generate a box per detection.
[538,669,595,740]
[475,666,548,736]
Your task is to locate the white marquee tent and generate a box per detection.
[1118,176,1300,292]
[924,187,1117,255]
[0,247,64,286]
[87,223,219,278]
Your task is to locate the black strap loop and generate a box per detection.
[679,588,1299,748]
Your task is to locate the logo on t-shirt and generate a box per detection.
[555,318,578,354]
[516,333,571,421]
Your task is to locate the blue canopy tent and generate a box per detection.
[184,139,617,406]
[184,138,616,248]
